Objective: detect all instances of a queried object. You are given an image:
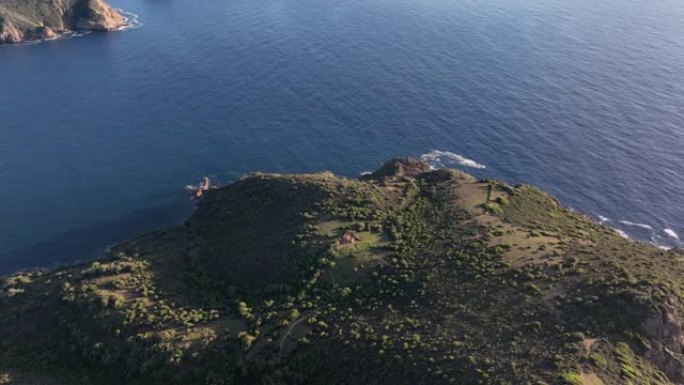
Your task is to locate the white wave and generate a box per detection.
[420,150,486,169]
[618,220,654,230]
[658,245,673,251]
[359,171,372,176]
[664,228,680,240]
[116,9,143,31]
[614,229,630,239]
[0,30,85,47]
[598,215,609,224]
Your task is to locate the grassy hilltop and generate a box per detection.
[2,158,684,385]
[0,0,126,44]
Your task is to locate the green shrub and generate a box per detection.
[560,371,583,385]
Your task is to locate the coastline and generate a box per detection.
[0,9,141,47]
[0,161,680,280]
[2,158,683,385]
[420,149,682,251]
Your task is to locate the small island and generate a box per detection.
[1,158,684,384]
[0,0,127,44]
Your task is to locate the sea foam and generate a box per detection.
[421,150,486,169]
[116,9,143,31]
[664,228,680,240]
[618,220,654,230]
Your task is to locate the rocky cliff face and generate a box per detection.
[643,294,684,383]
[0,0,126,44]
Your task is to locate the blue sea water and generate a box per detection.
[1,0,683,274]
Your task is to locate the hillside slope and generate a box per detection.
[0,0,126,44]
[2,158,684,385]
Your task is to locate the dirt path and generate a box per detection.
[279,310,317,354]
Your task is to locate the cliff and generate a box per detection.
[0,0,126,44]
[1,158,684,384]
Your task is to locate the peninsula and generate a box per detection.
[1,158,683,384]
[0,0,127,44]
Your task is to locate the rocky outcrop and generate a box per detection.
[363,157,433,180]
[643,294,684,383]
[69,0,126,31]
[0,25,23,44]
[0,0,127,44]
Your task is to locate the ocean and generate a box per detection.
[0,0,682,274]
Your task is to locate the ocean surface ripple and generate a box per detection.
[0,0,683,273]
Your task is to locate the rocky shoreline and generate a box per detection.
[0,0,128,45]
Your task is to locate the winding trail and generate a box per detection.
[278,310,318,354]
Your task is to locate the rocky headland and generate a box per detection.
[2,158,684,384]
[0,0,127,44]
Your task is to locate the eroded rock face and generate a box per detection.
[0,0,126,44]
[70,0,126,31]
[643,294,684,383]
[0,25,23,44]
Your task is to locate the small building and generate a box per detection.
[340,231,359,245]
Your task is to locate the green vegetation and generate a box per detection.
[1,157,683,385]
[561,371,584,385]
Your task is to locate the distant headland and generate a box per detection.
[0,0,128,44]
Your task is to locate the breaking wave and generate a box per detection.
[0,31,88,47]
[420,150,486,169]
[116,9,143,31]
[664,228,680,240]
[608,220,681,249]
[618,220,654,230]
